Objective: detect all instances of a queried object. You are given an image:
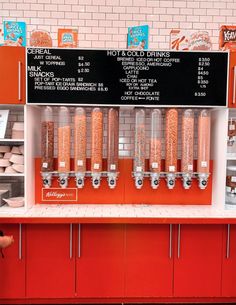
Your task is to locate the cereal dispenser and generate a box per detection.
[41,106,54,188]
[91,108,103,188]
[107,108,119,189]
[149,109,162,189]
[181,109,194,189]
[197,109,211,189]
[165,108,178,189]
[74,107,86,188]
[58,106,71,188]
[133,109,145,189]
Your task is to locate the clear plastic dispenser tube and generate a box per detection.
[107,108,119,188]
[58,106,71,188]
[134,109,145,189]
[197,109,211,189]
[165,108,178,189]
[74,107,86,188]
[41,106,54,188]
[181,109,194,189]
[91,107,103,188]
[149,109,162,189]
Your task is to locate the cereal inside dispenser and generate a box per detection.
[133,109,146,189]
[149,109,162,189]
[165,108,178,189]
[74,107,86,188]
[58,106,71,188]
[197,109,211,189]
[107,108,119,189]
[41,106,54,188]
[181,109,194,189]
[91,107,103,188]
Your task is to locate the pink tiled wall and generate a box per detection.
[0,0,236,50]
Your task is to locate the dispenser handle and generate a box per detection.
[18,61,22,101]
[78,224,81,258]
[169,224,172,259]
[233,66,236,105]
[69,224,73,259]
[226,224,230,259]
[177,224,181,259]
[19,224,22,260]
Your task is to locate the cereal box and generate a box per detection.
[0,25,4,46]
[219,25,236,51]
[170,30,190,50]
[4,21,26,46]
[170,29,212,51]
[127,25,149,50]
[58,29,78,48]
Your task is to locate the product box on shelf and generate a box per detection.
[219,25,236,51]
[0,25,3,46]
[3,21,26,47]
[170,29,212,51]
[127,25,149,50]
[58,29,78,48]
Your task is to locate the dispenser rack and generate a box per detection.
[132,171,210,190]
[41,171,119,189]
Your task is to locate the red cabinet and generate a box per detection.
[125,224,173,297]
[173,224,223,297]
[222,224,236,296]
[76,224,125,298]
[0,47,25,104]
[26,224,75,298]
[0,224,25,299]
[228,51,236,108]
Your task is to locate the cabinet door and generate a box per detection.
[228,51,236,108]
[222,224,236,296]
[174,224,223,297]
[0,224,25,299]
[0,46,25,104]
[125,224,173,297]
[26,224,75,298]
[76,224,124,298]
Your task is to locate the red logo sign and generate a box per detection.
[42,188,78,202]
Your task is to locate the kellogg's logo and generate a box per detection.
[223,30,236,42]
[42,188,77,201]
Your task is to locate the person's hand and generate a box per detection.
[0,236,14,249]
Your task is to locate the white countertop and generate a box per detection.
[1,204,236,221]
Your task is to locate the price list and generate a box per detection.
[194,57,211,98]
[27,48,228,107]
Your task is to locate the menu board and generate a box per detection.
[27,48,228,107]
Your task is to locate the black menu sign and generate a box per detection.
[27,48,228,107]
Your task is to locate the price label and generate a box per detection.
[169,166,175,172]
[77,160,83,166]
[188,164,193,171]
[231,176,236,183]
[59,161,66,167]
[94,163,100,170]
[201,161,207,168]
[110,164,116,170]
[136,166,142,172]
[152,162,158,169]
[42,162,48,168]
[230,124,235,131]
